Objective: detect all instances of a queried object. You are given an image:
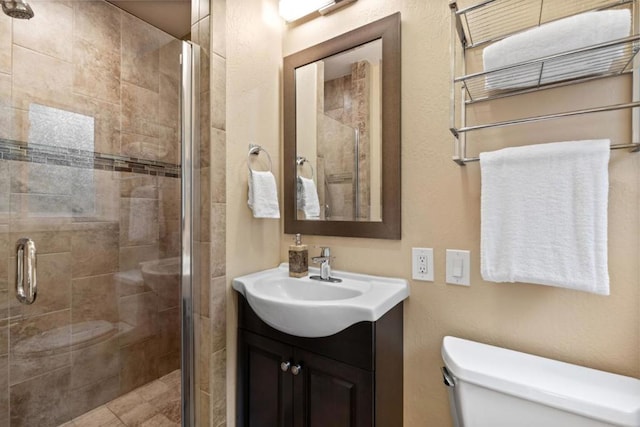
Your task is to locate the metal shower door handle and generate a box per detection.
[15,238,37,305]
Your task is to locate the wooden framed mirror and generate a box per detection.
[283,12,401,239]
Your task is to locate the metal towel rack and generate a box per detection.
[247,143,273,172]
[449,0,640,165]
[296,156,315,179]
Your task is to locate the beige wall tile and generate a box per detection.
[159,72,179,129]
[211,203,225,277]
[119,245,159,274]
[199,247,211,317]
[9,229,71,255]
[190,21,199,44]
[12,45,74,110]
[200,89,211,162]
[159,39,181,83]
[70,337,119,390]
[19,252,71,318]
[0,72,10,103]
[119,197,159,247]
[0,355,7,425]
[198,391,211,427]
[10,366,71,427]
[118,291,158,347]
[0,16,11,75]
[191,0,199,26]
[157,307,179,356]
[121,82,160,138]
[211,128,226,203]
[121,13,163,92]
[120,173,158,199]
[73,95,121,156]
[73,37,121,104]
[158,124,180,164]
[211,54,226,130]
[159,220,180,259]
[197,314,210,393]
[199,16,211,53]
[199,0,210,21]
[71,273,118,324]
[12,1,73,62]
[71,223,119,278]
[198,167,211,242]
[210,348,226,427]
[210,276,226,353]
[121,132,160,161]
[119,339,159,394]
[9,309,71,385]
[211,0,226,58]
[73,1,121,53]
[200,50,210,94]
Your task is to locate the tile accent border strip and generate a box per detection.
[0,138,181,177]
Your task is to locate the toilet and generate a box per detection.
[441,336,640,427]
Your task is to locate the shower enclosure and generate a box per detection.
[0,1,204,425]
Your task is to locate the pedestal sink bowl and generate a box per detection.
[232,263,409,337]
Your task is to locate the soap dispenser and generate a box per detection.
[288,233,308,277]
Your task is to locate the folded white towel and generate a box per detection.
[480,139,610,295]
[297,176,320,219]
[248,170,280,219]
[483,10,631,90]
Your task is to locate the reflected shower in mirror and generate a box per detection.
[284,12,400,239]
[295,39,382,222]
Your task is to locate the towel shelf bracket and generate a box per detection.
[450,0,640,166]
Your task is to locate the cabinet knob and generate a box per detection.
[291,364,302,376]
[280,361,291,372]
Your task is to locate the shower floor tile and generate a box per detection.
[59,370,181,427]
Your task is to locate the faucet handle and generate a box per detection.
[319,247,330,257]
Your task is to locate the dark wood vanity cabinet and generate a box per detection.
[236,296,403,427]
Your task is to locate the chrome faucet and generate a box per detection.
[311,247,341,283]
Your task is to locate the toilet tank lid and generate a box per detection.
[442,336,640,427]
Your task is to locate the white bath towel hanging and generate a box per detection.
[248,170,280,219]
[297,176,320,219]
[480,139,610,295]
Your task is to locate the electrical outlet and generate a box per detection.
[412,248,434,281]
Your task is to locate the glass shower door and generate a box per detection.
[0,2,193,425]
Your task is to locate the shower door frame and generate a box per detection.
[180,40,200,427]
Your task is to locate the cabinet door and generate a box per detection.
[293,349,373,427]
[238,331,294,427]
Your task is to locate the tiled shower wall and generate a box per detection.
[321,61,371,221]
[191,0,227,425]
[0,2,182,425]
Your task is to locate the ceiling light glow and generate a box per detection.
[278,0,335,22]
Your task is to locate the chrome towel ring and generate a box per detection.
[247,144,272,172]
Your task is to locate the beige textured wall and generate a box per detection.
[279,1,640,426]
[226,0,283,424]
[225,0,640,425]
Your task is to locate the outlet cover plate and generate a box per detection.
[412,247,434,281]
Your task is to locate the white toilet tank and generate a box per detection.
[441,336,640,427]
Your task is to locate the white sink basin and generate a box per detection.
[232,263,409,338]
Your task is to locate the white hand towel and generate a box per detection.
[248,170,280,219]
[483,10,631,90]
[480,139,610,295]
[297,176,320,219]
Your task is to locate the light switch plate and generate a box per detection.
[446,249,470,286]
[412,248,434,281]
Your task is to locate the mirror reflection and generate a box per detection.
[295,39,382,222]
